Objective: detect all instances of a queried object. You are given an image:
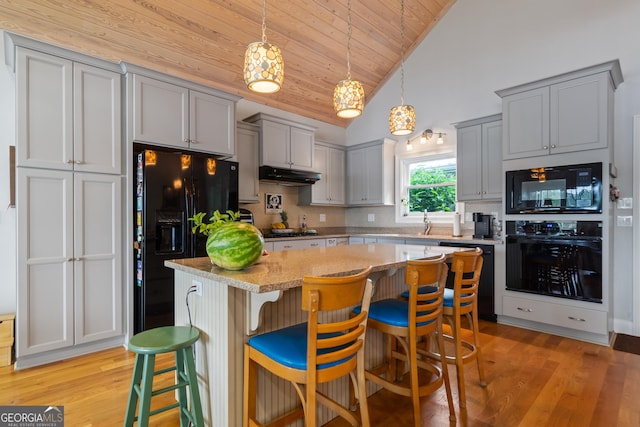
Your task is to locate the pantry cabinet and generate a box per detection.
[299,141,346,205]
[497,60,622,160]
[15,47,122,174]
[17,169,122,355]
[347,138,395,206]
[244,113,316,171]
[237,121,260,203]
[455,114,502,201]
[126,69,239,156]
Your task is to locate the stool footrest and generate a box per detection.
[134,402,180,420]
[154,365,177,376]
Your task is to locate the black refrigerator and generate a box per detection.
[134,145,239,333]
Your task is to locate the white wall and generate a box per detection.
[0,33,17,314]
[346,0,640,332]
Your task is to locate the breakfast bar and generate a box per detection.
[165,243,462,426]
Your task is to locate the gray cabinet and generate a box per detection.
[456,114,502,201]
[244,113,316,171]
[497,61,622,160]
[128,71,238,156]
[299,141,345,205]
[15,47,122,174]
[237,121,260,203]
[347,139,395,206]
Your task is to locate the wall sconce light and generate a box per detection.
[406,140,413,151]
[420,129,433,144]
[436,133,445,144]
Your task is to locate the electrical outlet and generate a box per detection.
[616,216,632,227]
[192,280,202,296]
[617,197,632,209]
[319,213,326,222]
[368,213,375,222]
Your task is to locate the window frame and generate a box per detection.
[395,149,461,224]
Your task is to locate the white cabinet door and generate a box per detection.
[261,120,291,169]
[456,125,482,201]
[310,144,329,203]
[237,124,260,203]
[74,173,122,344]
[481,120,503,200]
[302,143,345,206]
[347,147,367,204]
[347,140,394,206]
[190,89,235,156]
[550,73,609,154]
[289,126,314,170]
[73,63,122,175]
[16,47,73,170]
[502,87,550,160]
[17,168,74,355]
[132,74,189,148]
[328,146,346,204]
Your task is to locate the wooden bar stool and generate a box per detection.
[356,255,456,426]
[435,248,487,410]
[124,326,203,427]
[243,266,373,427]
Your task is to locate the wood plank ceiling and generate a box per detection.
[0,0,456,127]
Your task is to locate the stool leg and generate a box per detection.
[175,350,189,427]
[124,354,144,427]
[138,354,156,427]
[183,346,204,427]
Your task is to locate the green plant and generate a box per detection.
[189,210,241,236]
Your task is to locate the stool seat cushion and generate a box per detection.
[354,299,434,328]
[443,288,472,307]
[248,323,353,371]
[400,285,438,299]
[128,326,200,354]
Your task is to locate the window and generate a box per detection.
[397,153,457,223]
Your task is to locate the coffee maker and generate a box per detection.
[473,212,492,239]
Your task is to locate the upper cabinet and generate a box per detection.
[124,65,240,157]
[299,140,346,206]
[244,113,316,171]
[456,114,502,201]
[347,138,395,206]
[497,60,623,160]
[14,47,122,174]
[237,121,260,203]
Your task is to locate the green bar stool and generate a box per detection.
[124,326,204,427]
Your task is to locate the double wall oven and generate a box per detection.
[504,162,604,305]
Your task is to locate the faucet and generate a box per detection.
[423,210,432,235]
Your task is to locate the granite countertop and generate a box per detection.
[263,232,502,245]
[165,243,461,293]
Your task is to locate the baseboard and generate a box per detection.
[14,336,125,370]
[497,315,610,346]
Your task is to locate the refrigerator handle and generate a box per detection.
[184,177,195,257]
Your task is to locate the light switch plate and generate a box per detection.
[367,213,375,222]
[617,197,632,209]
[616,216,632,227]
[319,213,326,222]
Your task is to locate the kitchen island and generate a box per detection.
[165,243,462,426]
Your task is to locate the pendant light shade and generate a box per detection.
[244,0,284,94]
[333,0,365,118]
[389,0,415,136]
[389,105,416,136]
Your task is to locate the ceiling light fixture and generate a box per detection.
[420,129,433,144]
[389,0,415,136]
[334,0,365,118]
[243,0,284,94]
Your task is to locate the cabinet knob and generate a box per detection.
[183,138,189,143]
[191,139,198,144]
[483,191,487,194]
[67,160,74,164]
[74,160,82,164]
[551,144,556,149]
[543,146,549,150]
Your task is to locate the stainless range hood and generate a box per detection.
[259,166,321,186]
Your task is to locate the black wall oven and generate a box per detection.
[505,162,603,214]
[505,220,602,303]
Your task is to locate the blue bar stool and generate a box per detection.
[124,326,203,427]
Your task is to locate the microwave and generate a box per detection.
[505,162,603,214]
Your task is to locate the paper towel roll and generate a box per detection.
[452,212,462,237]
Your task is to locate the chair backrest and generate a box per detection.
[301,266,373,382]
[405,255,448,336]
[451,248,484,313]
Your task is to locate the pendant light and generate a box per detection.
[244,0,284,94]
[333,0,365,118]
[389,0,416,136]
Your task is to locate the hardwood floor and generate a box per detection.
[1,321,639,426]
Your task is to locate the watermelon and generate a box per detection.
[205,222,265,270]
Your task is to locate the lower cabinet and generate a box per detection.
[502,294,607,336]
[17,168,123,358]
[272,239,326,251]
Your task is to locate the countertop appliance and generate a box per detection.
[505,220,602,303]
[505,162,603,214]
[134,146,239,333]
[239,208,254,225]
[473,212,493,239]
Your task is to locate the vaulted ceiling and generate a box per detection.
[0,0,456,127]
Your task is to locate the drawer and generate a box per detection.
[503,295,551,323]
[552,305,607,335]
